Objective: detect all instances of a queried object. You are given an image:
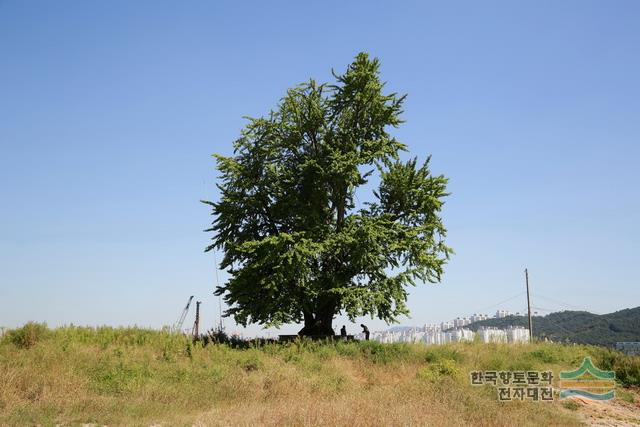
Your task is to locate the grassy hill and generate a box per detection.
[1,323,639,426]
[465,307,640,347]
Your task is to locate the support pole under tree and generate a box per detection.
[193,301,201,339]
[213,251,224,332]
[218,296,224,332]
[525,269,533,342]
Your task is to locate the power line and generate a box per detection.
[523,305,579,338]
[532,293,599,314]
[471,292,526,314]
[531,305,556,313]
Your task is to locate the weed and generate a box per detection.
[617,389,635,404]
[563,400,581,411]
[5,323,50,349]
[418,359,461,382]
[529,347,558,363]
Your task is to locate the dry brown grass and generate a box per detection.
[187,356,579,427]
[2,325,637,426]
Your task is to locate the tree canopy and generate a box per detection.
[204,53,452,335]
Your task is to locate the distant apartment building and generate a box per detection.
[477,327,507,343]
[495,310,511,318]
[365,310,530,345]
[420,328,475,345]
[422,331,445,345]
[449,328,475,342]
[422,324,441,333]
[440,321,454,330]
[505,326,530,343]
[470,313,490,323]
[400,328,425,343]
[453,317,471,328]
[616,342,640,356]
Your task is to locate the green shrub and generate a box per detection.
[6,322,50,349]
[357,341,417,364]
[91,359,153,395]
[334,341,359,358]
[417,359,461,382]
[239,350,264,372]
[592,348,640,387]
[562,400,580,411]
[425,346,465,363]
[529,347,558,363]
[617,389,635,404]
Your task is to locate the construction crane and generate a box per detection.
[174,295,194,332]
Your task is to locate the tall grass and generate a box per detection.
[0,324,638,426]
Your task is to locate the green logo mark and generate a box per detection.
[559,357,615,401]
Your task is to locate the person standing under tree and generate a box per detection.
[360,324,370,341]
[340,325,347,338]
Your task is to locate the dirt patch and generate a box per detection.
[571,388,640,426]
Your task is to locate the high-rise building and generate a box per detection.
[440,321,454,330]
[470,313,490,323]
[506,326,530,343]
[478,327,507,343]
[495,310,510,318]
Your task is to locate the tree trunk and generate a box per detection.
[298,306,335,337]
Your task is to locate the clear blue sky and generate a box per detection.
[1,1,638,336]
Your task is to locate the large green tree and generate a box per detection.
[204,53,452,336]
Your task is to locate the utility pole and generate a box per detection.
[193,301,201,339]
[525,268,533,342]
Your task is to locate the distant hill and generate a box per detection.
[464,307,640,347]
